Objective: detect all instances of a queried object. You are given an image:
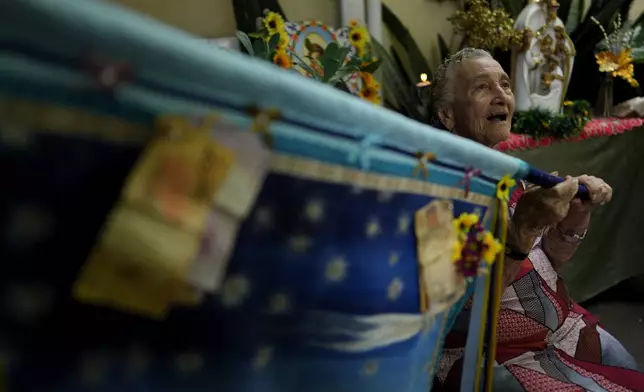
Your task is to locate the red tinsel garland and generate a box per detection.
[496,118,644,152]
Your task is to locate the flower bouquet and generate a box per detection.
[236,11,382,104]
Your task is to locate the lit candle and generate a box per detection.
[416,73,431,102]
[416,73,431,87]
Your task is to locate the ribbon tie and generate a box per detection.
[412,152,437,178]
[347,134,381,170]
[459,166,482,198]
[84,57,134,91]
[247,107,281,148]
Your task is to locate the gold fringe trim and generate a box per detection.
[271,154,494,205]
[0,97,149,144]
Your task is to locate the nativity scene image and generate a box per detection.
[284,19,378,97]
[235,11,381,103]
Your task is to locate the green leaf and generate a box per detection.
[571,0,632,51]
[252,38,267,59]
[248,32,265,39]
[565,0,585,33]
[361,59,382,74]
[437,34,450,62]
[321,43,353,83]
[290,50,322,80]
[345,57,363,69]
[382,3,432,83]
[322,59,343,82]
[632,47,644,63]
[557,0,573,25]
[320,42,340,82]
[267,33,281,54]
[236,30,254,56]
[335,46,352,63]
[371,38,426,122]
[263,39,271,60]
[328,68,360,85]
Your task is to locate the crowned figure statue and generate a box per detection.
[513,0,575,113]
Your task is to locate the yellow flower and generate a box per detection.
[348,26,370,50]
[275,31,290,50]
[348,19,359,28]
[563,100,573,106]
[359,82,381,105]
[272,50,293,69]
[453,213,479,234]
[361,72,376,87]
[596,48,640,87]
[263,12,285,35]
[614,63,640,87]
[481,232,502,263]
[451,240,463,263]
[496,175,516,201]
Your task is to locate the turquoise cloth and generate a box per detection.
[0,0,531,391]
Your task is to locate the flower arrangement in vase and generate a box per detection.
[592,15,640,116]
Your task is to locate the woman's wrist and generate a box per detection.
[557,210,590,233]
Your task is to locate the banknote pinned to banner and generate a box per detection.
[414,199,464,314]
[73,116,270,318]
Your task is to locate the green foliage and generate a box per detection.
[382,3,433,81]
[565,0,586,33]
[567,0,636,102]
[290,42,381,85]
[238,28,381,89]
[512,100,592,139]
[557,0,573,25]
[372,38,429,123]
[236,30,279,61]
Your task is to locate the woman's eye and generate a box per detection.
[475,84,488,91]
[501,81,511,89]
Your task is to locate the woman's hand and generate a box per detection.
[509,176,579,253]
[567,175,612,215]
[558,175,612,231]
[543,175,611,268]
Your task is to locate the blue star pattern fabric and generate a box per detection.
[0,2,530,390]
[0,128,492,392]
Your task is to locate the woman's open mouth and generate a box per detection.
[486,113,509,123]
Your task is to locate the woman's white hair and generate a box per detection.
[429,48,493,128]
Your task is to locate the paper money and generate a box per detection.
[75,124,237,316]
[415,199,461,313]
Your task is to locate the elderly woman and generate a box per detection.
[431,48,644,391]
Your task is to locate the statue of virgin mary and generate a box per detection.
[513,0,575,114]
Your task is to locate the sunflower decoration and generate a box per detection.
[347,21,371,57]
[451,213,503,278]
[273,50,293,69]
[359,72,382,105]
[592,15,640,88]
[263,11,285,36]
[238,13,381,102]
[496,175,516,202]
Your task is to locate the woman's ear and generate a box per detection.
[437,108,455,132]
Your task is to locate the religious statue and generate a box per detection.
[513,0,575,114]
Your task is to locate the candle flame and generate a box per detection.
[420,73,428,83]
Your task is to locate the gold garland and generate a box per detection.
[449,0,522,51]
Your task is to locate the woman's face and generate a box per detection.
[438,57,515,147]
